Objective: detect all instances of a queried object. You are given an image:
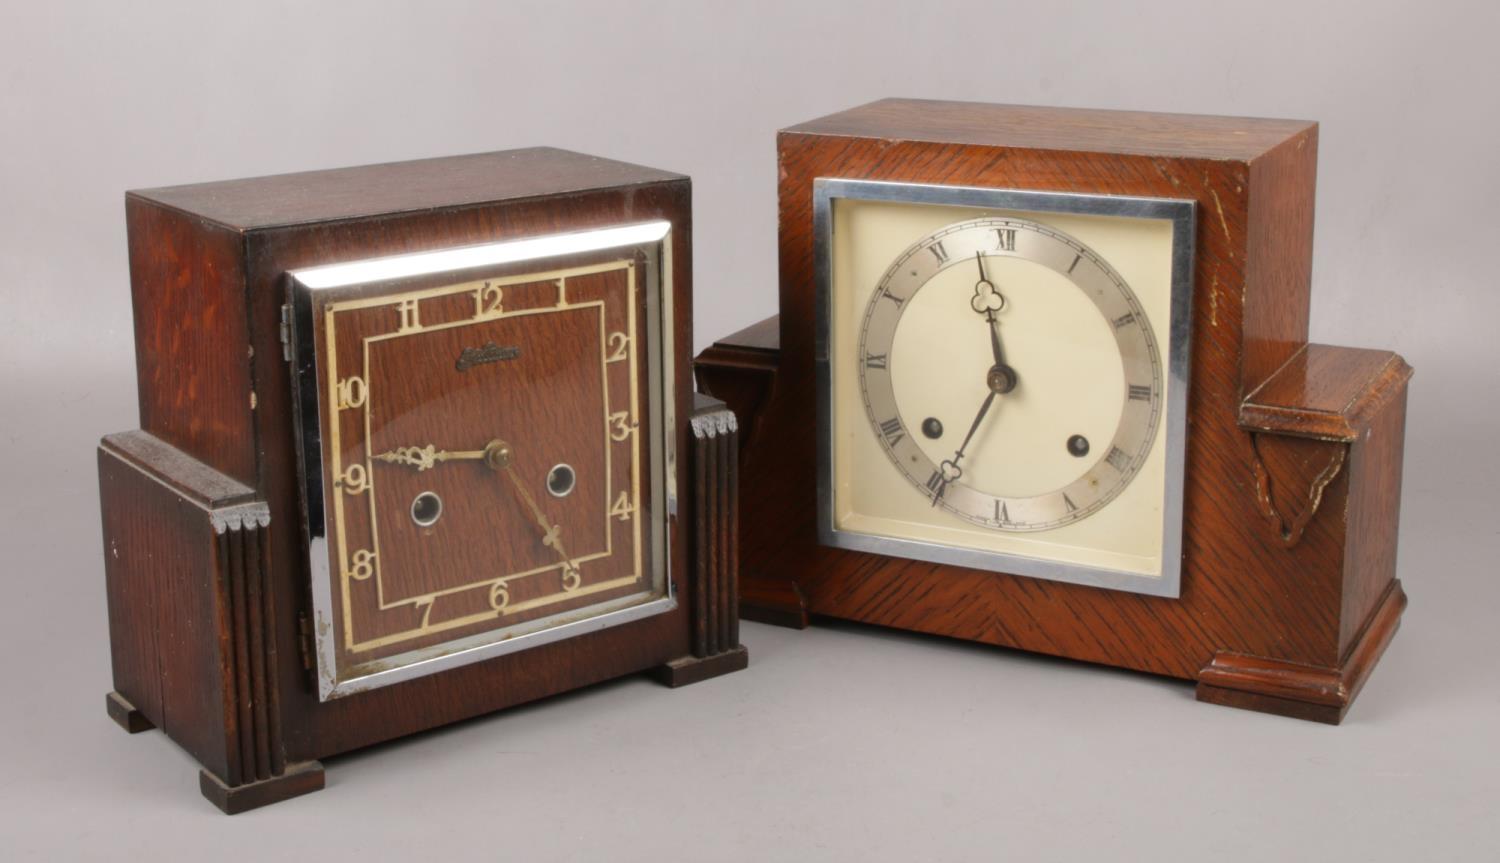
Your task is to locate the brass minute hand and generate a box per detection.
[481,440,581,587]
[375,439,581,586]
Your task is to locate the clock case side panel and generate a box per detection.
[244,177,701,761]
[1241,127,1317,395]
[706,103,1405,721]
[110,197,326,806]
[123,196,257,483]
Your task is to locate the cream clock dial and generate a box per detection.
[858,216,1162,530]
[817,179,1194,597]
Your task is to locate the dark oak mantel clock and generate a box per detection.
[98,148,746,813]
[696,99,1412,724]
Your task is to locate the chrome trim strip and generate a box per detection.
[293,222,672,288]
[813,179,1195,599]
[322,596,678,699]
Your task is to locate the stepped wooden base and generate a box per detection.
[199,760,325,815]
[1197,579,1407,724]
[105,691,155,734]
[651,645,749,688]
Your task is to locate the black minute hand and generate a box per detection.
[933,388,998,506]
[954,390,998,466]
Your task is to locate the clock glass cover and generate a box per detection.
[817,180,1194,596]
[288,222,675,699]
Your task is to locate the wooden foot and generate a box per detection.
[1197,579,1406,724]
[651,645,749,688]
[105,691,154,734]
[199,761,325,814]
[740,579,809,629]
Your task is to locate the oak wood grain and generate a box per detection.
[1241,344,1414,440]
[784,98,1314,161]
[131,148,684,231]
[101,148,746,811]
[125,199,256,483]
[698,100,1411,722]
[99,431,254,783]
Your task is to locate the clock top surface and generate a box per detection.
[127,147,686,231]
[782,98,1315,162]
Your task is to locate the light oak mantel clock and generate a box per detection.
[696,99,1412,724]
[98,149,746,813]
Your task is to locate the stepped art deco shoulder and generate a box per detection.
[696,99,1412,724]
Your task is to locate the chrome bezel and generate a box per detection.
[814,179,1195,598]
[287,221,677,700]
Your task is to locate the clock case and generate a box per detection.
[696,99,1412,724]
[97,149,747,813]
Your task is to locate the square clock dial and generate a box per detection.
[289,223,675,699]
[817,181,1194,596]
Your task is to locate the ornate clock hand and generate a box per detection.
[481,440,582,590]
[373,440,581,588]
[931,364,1015,506]
[930,262,1022,507]
[373,444,489,471]
[971,252,1011,369]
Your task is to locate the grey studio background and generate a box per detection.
[2,1,1496,860]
